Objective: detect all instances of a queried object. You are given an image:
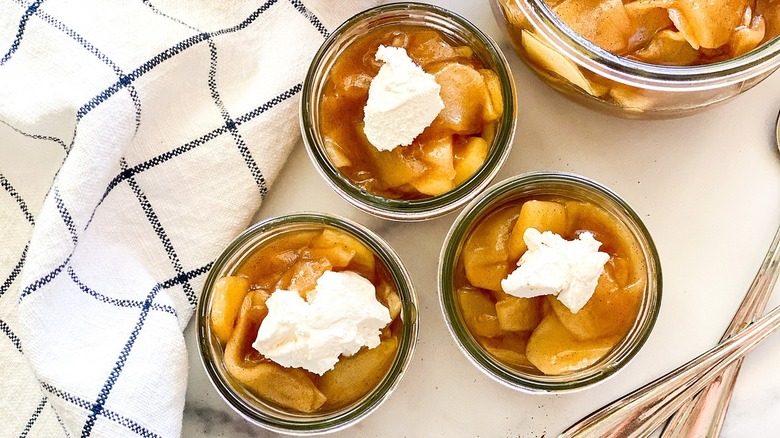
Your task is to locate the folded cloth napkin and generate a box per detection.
[0,1,378,436]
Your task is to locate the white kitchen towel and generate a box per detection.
[0,1,378,436]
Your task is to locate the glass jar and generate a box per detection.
[439,172,662,392]
[301,3,516,220]
[197,213,419,434]
[491,0,780,118]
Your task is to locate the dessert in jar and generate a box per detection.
[456,196,645,375]
[440,173,661,391]
[319,26,503,199]
[198,214,417,433]
[302,3,515,220]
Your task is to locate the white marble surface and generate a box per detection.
[181,1,780,436]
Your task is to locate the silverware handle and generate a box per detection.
[559,302,780,438]
[661,225,780,438]
[661,361,740,438]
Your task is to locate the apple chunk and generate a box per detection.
[462,205,520,291]
[210,276,251,344]
[495,295,544,332]
[478,332,533,369]
[224,291,326,413]
[521,29,606,96]
[526,313,621,375]
[457,287,504,338]
[312,229,375,280]
[453,136,489,186]
[548,262,644,340]
[431,63,492,135]
[507,200,567,261]
[319,336,399,408]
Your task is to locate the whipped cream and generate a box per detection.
[363,45,444,152]
[501,228,609,313]
[252,270,392,375]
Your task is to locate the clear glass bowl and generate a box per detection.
[439,172,662,392]
[301,3,516,220]
[197,213,419,434]
[491,0,780,119]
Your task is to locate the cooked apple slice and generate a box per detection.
[729,14,766,57]
[235,230,320,287]
[453,136,489,186]
[410,173,454,196]
[319,336,399,408]
[407,31,468,67]
[454,46,474,59]
[369,146,427,188]
[526,313,622,375]
[495,296,544,332]
[608,84,656,112]
[756,0,780,43]
[633,30,701,65]
[301,245,354,269]
[324,138,352,168]
[431,62,491,135]
[479,69,504,123]
[210,276,251,344]
[462,205,521,291]
[623,2,675,51]
[478,332,534,369]
[377,281,402,321]
[312,229,375,281]
[333,72,372,99]
[480,121,497,146]
[548,263,644,340]
[520,30,606,96]
[627,0,747,49]
[457,287,504,338]
[233,362,327,413]
[223,291,326,413]
[276,257,333,295]
[507,200,567,261]
[420,136,456,178]
[410,135,457,196]
[224,291,271,353]
[230,361,327,413]
[565,201,646,286]
[553,0,633,53]
[670,0,749,48]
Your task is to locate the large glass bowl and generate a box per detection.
[492,0,780,118]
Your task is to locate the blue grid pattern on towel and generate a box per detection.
[0,317,23,353]
[67,266,178,317]
[0,243,27,297]
[42,382,158,438]
[1,173,36,225]
[7,0,144,129]
[19,397,48,438]
[0,0,333,435]
[0,0,45,65]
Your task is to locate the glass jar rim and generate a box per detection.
[196,212,419,434]
[438,171,663,392]
[515,0,780,91]
[300,2,516,221]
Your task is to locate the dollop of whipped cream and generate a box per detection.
[363,45,444,152]
[252,270,392,375]
[501,228,609,313]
